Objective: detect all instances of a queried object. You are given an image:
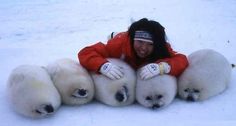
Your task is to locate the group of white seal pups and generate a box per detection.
[6,49,232,118]
[7,58,95,118]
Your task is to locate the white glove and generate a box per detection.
[100,62,124,80]
[140,62,171,80]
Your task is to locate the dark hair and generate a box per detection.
[128,18,171,62]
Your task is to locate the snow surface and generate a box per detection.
[0,0,236,126]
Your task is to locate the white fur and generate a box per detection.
[91,58,136,106]
[46,58,94,105]
[7,65,61,118]
[178,49,232,101]
[136,73,177,109]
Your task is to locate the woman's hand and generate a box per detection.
[99,62,124,80]
[140,62,171,80]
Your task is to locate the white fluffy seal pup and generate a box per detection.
[7,65,61,118]
[136,74,177,109]
[178,49,232,101]
[91,58,136,106]
[46,58,95,105]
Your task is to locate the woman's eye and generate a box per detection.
[148,43,153,46]
[139,41,145,44]
[134,40,142,43]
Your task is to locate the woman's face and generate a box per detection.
[133,40,154,58]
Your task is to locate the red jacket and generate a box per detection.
[78,32,188,77]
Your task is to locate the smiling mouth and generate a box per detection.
[137,51,147,57]
[139,50,146,54]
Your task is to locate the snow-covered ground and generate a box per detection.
[0,0,235,125]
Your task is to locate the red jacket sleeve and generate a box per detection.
[78,42,109,72]
[78,32,127,72]
[155,43,189,77]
